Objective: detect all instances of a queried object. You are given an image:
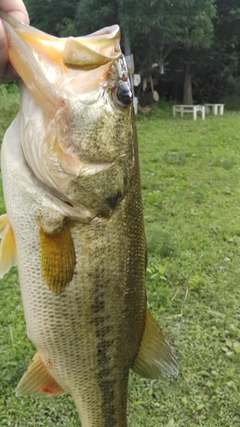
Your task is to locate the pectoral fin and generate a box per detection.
[16,353,64,396]
[0,215,17,278]
[132,307,178,378]
[40,221,76,294]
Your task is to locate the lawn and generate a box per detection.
[1,87,240,426]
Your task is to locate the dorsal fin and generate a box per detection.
[0,214,17,278]
[132,307,178,378]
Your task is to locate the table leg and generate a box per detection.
[202,107,205,120]
[193,107,197,120]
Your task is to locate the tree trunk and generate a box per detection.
[183,62,193,104]
[122,29,135,97]
[123,29,131,56]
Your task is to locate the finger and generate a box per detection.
[0,0,29,76]
[0,0,29,20]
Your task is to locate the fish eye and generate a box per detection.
[115,82,133,107]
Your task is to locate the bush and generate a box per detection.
[222,94,240,111]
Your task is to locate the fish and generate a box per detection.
[0,12,178,427]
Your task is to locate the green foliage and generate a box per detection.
[215,0,240,43]
[120,0,216,46]
[0,83,19,144]
[24,0,77,36]
[119,0,216,72]
[222,94,240,110]
[75,0,119,36]
[193,0,240,102]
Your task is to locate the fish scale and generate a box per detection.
[0,12,178,427]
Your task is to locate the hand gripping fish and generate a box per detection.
[0,13,178,427]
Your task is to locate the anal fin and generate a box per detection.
[0,214,17,278]
[16,352,65,397]
[132,307,179,378]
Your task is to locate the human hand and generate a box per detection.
[0,0,29,79]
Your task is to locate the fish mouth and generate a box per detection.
[0,12,123,113]
[0,12,121,69]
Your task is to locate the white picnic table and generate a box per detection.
[205,104,225,115]
[173,105,205,120]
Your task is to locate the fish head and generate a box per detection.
[1,13,136,218]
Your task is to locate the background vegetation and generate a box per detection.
[1,86,240,425]
[22,0,240,105]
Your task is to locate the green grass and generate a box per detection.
[1,92,240,426]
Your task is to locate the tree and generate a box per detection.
[24,0,77,36]
[188,0,240,104]
[119,0,216,104]
[75,0,118,35]
[214,0,240,97]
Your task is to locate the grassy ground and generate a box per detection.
[1,89,240,426]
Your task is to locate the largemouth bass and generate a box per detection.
[0,13,178,427]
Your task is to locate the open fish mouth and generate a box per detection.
[0,12,123,100]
